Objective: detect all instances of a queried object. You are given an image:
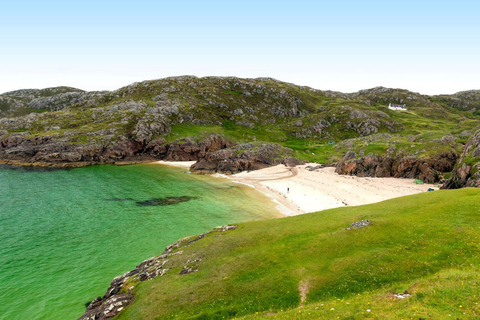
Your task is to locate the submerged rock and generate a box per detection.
[135,196,195,207]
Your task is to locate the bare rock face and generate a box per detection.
[443,128,480,189]
[160,135,234,161]
[0,134,145,166]
[0,131,297,175]
[335,151,457,183]
[190,143,300,174]
[0,133,233,167]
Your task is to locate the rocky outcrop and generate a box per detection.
[148,135,234,161]
[433,90,480,113]
[0,131,299,175]
[292,107,403,139]
[79,225,238,320]
[0,87,108,117]
[190,143,301,174]
[335,151,457,183]
[344,220,370,230]
[0,133,232,167]
[442,129,480,189]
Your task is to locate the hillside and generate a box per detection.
[0,87,107,117]
[433,90,480,114]
[0,76,479,186]
[80,188,480,319]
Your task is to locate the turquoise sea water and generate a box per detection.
[0,164,278,320]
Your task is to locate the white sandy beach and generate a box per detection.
[155,161,438,217]
[156,160,197,168]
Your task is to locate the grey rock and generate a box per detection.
[344,220,370,230]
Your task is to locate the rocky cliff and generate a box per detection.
[335,151,458,183]
[442,127,480,188]
[0,133,233,167]
[190,142,300,174]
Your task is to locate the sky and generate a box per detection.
[1,0,479,95]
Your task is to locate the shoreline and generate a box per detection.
[155,160,197,168]
[154,161,438,216]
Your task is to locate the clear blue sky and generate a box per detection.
[1,0,479,94]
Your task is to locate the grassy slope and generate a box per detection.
[115,188,480,319]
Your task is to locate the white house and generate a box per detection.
[388,103,407,111]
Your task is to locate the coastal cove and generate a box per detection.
[0,164,279,320]
[158,161,438,216]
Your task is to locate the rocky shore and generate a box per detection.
[0,133,232,168]
[79,225,238,320]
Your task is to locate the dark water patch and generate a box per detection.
[105,198,134,202]
[135,196,196,207]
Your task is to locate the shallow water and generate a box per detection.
[0,164,278,319]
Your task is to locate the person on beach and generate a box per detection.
[287,187,290,193]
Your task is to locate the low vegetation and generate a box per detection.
[109,188,480,319]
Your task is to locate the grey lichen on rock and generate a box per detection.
[344,220,370,230]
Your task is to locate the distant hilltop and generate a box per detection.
[0,77,479,118]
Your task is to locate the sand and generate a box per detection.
[156,160,197,168]
[155,161,438,217]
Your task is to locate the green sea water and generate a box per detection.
[0,164,279,320]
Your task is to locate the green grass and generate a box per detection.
[114,188,480,319]
[241,268,480,319]
[7,128,28,133]
[223,90,243,96]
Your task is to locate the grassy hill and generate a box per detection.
[86,188,480,319]
[1,77,479,167]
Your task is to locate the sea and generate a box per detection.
[0,163,278,319]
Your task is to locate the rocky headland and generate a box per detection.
[79,225,238,320]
